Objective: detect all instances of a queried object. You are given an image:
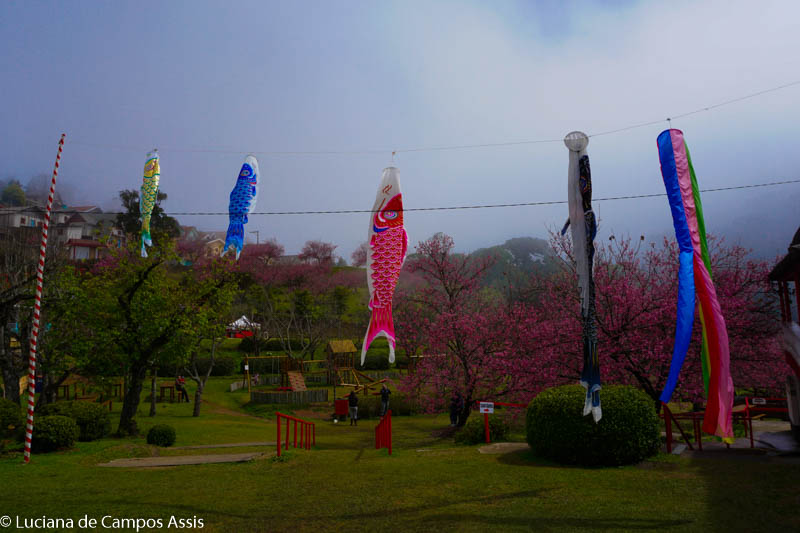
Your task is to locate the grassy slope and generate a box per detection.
[0,378,797,533]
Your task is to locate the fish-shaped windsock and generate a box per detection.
[140,150,160,257]
[562,131,601,422]
[222,155,259,260]
[361,167,408,364]
[656,129,734,442]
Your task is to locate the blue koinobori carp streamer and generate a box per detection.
[222,155,259,260]
[140,150,160,257]
[562,131,601,422]
[656,128,734,441]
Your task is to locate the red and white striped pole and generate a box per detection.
[23,133,65,464]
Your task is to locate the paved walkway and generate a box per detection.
[171,441,274,450]
[99,452,264,467]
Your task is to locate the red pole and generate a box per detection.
[299,421,304,448]
[277,413,281,457]
[285,418,290,451]
[388,410,392,455]
[484,412,490,444]
[293,419,297,448]
[24,134,65,464]
[313,424,316,446]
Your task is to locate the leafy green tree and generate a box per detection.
[61,241,237,435]
[115,189,181,240]
[1,180,26,206]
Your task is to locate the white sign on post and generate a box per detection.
[479,402,494,414]
[244,364,249,371]
[752,397,766,405]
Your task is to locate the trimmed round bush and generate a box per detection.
[38,401,75,418]
[526,384,660,466]
[31,415,79,453]
[147,424,176,447]
[39,401,111,441]
[70,402,111,441]
[0,398,24,441]
[455,413,510,445]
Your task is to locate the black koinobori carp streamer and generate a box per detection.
[562,131,601,422]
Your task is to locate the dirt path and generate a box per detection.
[98,452,264,468]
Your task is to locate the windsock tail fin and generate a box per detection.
[361,305,396,365]
[222,220,244,260]
[580,381,602,423]
[140,232,150,258]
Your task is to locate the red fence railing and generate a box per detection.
[276,412,315,457]
[375,409,392,455]
[477,401,528,444]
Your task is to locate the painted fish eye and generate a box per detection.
[240,169,251,177]
[383,211,398,220]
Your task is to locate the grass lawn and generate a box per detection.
[1,377,797,532]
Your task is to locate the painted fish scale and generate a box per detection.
[222,156,259,260]
[140,152,160,257]
[140,178,158,232]
[370,226,404,308]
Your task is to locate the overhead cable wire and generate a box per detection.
[41,178,800,217]
[68,79,800,156]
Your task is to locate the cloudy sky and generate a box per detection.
[2,0,798,260]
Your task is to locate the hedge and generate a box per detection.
[526,384,660,466]
[31,415,79,453]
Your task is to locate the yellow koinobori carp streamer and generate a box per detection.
[140,150,160,257]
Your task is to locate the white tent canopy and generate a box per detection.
[228,315,260,330]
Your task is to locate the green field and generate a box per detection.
[1,378,797,533]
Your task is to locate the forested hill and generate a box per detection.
[471,237,561,289]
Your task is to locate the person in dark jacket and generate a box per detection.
[376,384,391,417]
[449,391,463,426]
[348,390,359,426]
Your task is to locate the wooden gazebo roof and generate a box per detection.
[327,340,356,354]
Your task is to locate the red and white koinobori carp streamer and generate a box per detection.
[361,167,408,364]
[24,134,65,463]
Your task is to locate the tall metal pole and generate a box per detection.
[24,134,65,463]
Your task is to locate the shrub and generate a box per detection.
[526,384,660,466]
[354,392,419,419]
[357,354,390,371]
[147,424,176,447]
[191,356,237,376]
[238,337,305,353]
[0,398,24,441]
[31,415,79,453]
[455,414,510,445]
[39,401,111,441]
[70,402,111,441]
[38,401,75,418]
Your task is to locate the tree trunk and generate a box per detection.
[117,364,147,435]
[0,324,24,402]
[149,367,157,417]
[192,383,204,417]
[457,398,472,428]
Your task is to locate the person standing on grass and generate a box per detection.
[449,391,463,426]
[175,375,189,403]
[348,390,359,426]
[376,384,391,417]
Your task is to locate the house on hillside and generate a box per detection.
[178,227,229,258]
[0,205,46,228]
[58,210,127,260]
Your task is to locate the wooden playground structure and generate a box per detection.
[243,340,388,397]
